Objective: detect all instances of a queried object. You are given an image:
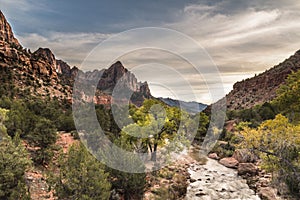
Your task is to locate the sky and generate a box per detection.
[1,0,300,104]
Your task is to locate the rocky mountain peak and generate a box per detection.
[105,61,128,80]
[95,61,152,105]
[30,47,58,79]
[99,61,133,92]
[33,48,56,65]
[0,10,21,47]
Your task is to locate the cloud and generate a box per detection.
[17,32,111,67]
[166,1,300,87]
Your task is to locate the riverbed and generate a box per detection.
[185,158,261,200]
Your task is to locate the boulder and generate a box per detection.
[219,157,239,168]
[237,163,258,176]
[208,153,220,160]
[232,149,257,163]
[258,187,277,200]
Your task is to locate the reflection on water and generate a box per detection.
[188,146,207,164]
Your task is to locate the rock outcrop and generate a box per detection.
[0,11,21,48]
[208,153,220,160]
[0,11,29,68]
[31,48,58,80]
[0,10,68,99]
[258,187,278,200]
[97,61,152,101]
[98,61,133,92]
[232,149,258,163]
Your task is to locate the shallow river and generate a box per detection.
[185,158,261,200]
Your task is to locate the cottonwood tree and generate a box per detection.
[239,114,300,195]
[121,99,192,162]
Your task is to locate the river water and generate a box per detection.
[185,158,261,200]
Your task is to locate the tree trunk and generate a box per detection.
[151,143,158,161]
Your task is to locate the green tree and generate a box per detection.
[0,109,31,200]
[195,112,209,141]
[273,70,300,122]
[258,102,276,121]
[121,99,190,161]
[52,143,111,200]
[57,113,76,132]
[27,118,57,164]
[102,139,146,200]
[0,136,31,200]
[5,100,37,137]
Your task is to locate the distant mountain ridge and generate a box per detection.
[0,10,151,106]
[159,97,207,114]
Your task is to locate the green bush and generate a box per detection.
[51,143,111,200]
[26,118,57,165]
[0,136,31,200]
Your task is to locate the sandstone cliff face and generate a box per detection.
[226,50,300,110]
[0,10,70,99]
[0,11,30,68]
[0,11,21,48]
[31,48,58,80]
[56,60,152,106]
[97,61,151,98]
[56,60,71,75]
[98,61,137,93]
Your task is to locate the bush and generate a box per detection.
[51,143,111,200]
[57,113,76,132]
[26,118,57,165]
[0,136,31,199]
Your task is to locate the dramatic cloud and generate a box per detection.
[167,2,300,71]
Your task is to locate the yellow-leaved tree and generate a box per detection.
[239,114,300,195]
